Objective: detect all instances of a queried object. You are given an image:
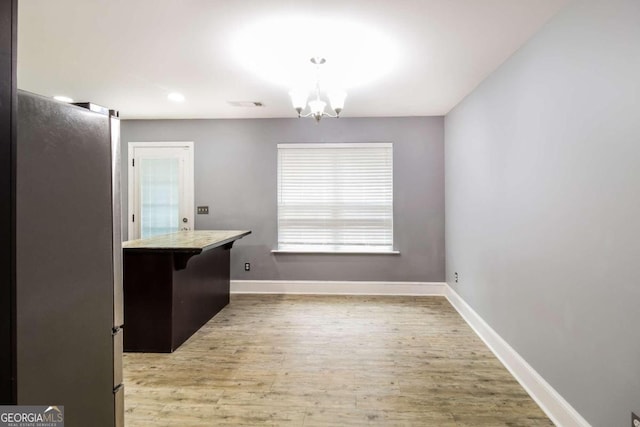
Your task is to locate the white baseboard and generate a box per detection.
[230,280,446,296]
[230,280,588,426]
[444,285,590,427]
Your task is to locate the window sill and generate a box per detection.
[271,249,400,255]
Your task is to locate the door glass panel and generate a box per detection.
[140,157,180,238]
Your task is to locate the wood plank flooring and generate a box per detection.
[124,295,553,426]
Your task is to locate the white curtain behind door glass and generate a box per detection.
[140,158,180,238]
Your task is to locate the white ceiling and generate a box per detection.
[17,0,568,120]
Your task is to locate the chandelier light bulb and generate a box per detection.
[328,90,347,115]
[288,89,309,115]
[308,99,327,122]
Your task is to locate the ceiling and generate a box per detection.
[17,0,568,120]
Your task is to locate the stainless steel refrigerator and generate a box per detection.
[16,90,124,427]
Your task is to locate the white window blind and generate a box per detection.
[277,142,393,253]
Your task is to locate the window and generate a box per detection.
[277,142,394,253]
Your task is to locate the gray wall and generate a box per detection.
[445,0,640,426]
[122,117,445,282]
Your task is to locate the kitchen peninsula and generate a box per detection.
[122,230,251,352]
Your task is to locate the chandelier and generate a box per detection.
[288,57,347,123]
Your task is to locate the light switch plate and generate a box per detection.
[197,206,209,214]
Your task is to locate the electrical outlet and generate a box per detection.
[454,272,459,283]
[197,206,209,214]
[244,262,250,271]
[632,412,639,427]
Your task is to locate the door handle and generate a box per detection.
[182,218,188,223]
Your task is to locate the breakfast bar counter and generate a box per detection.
[123,230,251,352]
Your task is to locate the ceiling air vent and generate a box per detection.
[227,101,264,107]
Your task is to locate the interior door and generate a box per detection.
[128,142,194,240]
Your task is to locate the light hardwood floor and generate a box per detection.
[124,295,553,426]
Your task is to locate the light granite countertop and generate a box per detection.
[123,230,251,253]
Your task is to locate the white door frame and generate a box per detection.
[127,141,195,240]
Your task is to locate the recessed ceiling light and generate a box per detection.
[168,92,185,102]
[53,95,73,103]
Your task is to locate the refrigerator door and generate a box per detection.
[114,384,124,427]
[111,116,124,328]
[16,91,116,426]
[110,116,125,427]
